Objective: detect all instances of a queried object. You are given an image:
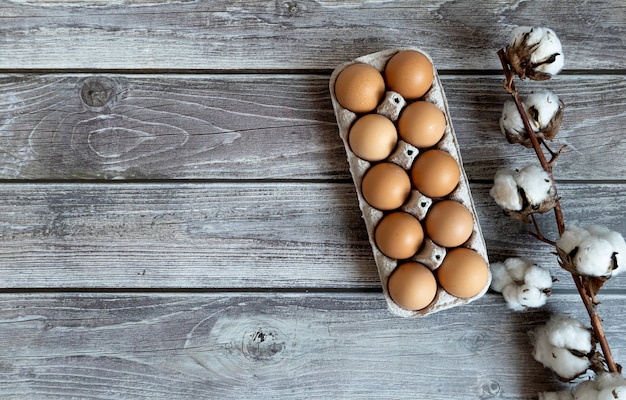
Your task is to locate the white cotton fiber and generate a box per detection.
[598,386,626,400]
[505,256,533,282]
[571,373,626,400]
[525,91,561,130]
[539,391,573,400]
[573,235,616,277]
[532,314,592,380]
[489,262,513,293]
[507,26,564,77]
[549,347,591,382]
[515,164,552,206]
[524,264,553,289]
[587,224,626,276]
[490,167,523,211]
[557,225,591,254]
[517,285,548,309]
[502,284,524,311]
[491,257,552,311]
[595,372,626,391]
[530,28,564,75]
[500,100,528,134]
[546,315,592,353]
[572,380,599,400]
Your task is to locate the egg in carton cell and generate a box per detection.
[329,48,491,318]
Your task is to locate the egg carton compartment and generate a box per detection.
[329,48,491,318]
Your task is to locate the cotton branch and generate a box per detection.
[497,49,619,374]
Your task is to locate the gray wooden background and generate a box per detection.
[1,1,625,398]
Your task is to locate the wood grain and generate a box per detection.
[0,181,624,290]
[0,0,624,70]
[1,292,622,399]
[2,2,626,398]
[1,74,625,180]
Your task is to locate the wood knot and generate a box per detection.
[286,2,300,16]
[242,327,286,362]
[460,331,486,352]
[80,77,116,108]
[479,380,502,398]
[278,1,303,18]
[183,306,298,379]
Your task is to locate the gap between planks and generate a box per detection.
[2,68,626,76]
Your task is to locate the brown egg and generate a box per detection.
[361,162,411,210]
[375,211,424,259]
[387,261,438,311]
[397,101,446,148]
[334,63,386,113]
[384,50,434,100]
[425,200,474,248]
[411,149,460,198]
[437,247,489,298]
[349,114,398,162]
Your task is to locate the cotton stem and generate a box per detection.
[497,49,618,374]
[529,214,556,246]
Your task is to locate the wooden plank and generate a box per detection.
[1,74,625,181]
[1,181,625,290]
[0,291,623,399]
[0,73,343,180]
[0,1,624,71]
[0,182,377,288]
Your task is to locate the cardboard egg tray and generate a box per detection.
[329,48,491,317]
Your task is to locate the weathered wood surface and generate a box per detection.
[0,0,624,70]
[0,182,624,291]
[1,0,626,398]
[1,292,624,399]
[1,74,625,181]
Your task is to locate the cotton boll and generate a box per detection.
[524,26,547,47]
[525,91,562,131]
[493,257,552,310]
[500,100,530,146]
[500,100,527,134]
[539,391,574,400]
[502,284,524,311]
[550,347,592,382]
[515,164,552,206]
[525,91,561,129]
[557,225,591,254]
[530,28,564,76]
[533,325,556,369]
[573,235,616,277]
[506,26,564,80]
[595,372,626,391]
[559,225,625,278]
[532,315,592,380]
[587,225,626,276]
[587,225,616,242]
[508,26,534,48]
[490,167,523,211]
[490,261,513,293]
[502,281,548,311]
[573,380,599,400]
[504,256,533,282]
[524,264,553,289]
[499,100,542,147]
[547,315,592,353]
[574,374,626,400]
[499,92,564,146]
[518,284,549,308]
[598,386,626,400]
[490,164,557,219]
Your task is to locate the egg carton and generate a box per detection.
[329,48,491,317]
